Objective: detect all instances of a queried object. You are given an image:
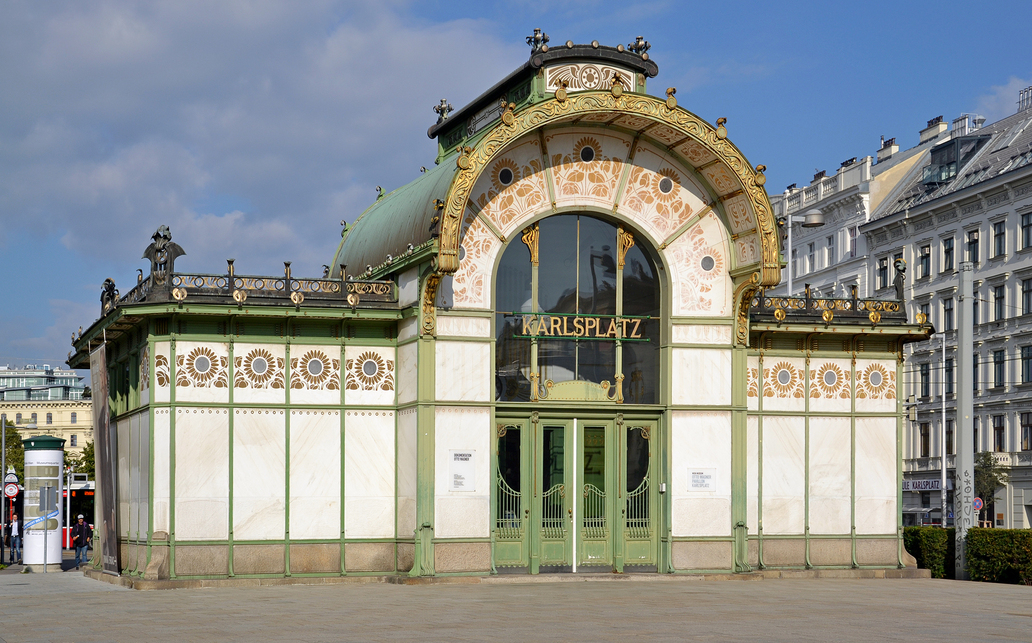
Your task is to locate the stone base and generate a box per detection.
[22,563,63,573]
[345,542,396,572]
[434,542,491,573]
[672,541,733,570]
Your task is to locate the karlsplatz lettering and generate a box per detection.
[511,314,646,339]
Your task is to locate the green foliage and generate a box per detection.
[966,528,1032,584]
[66,440,95,478]
[903,527,954,579]
[974,451,1009,505]
[2,419,24,481]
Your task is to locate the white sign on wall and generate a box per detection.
[450,451,475,492]
[689,468,716,492]
[902,479,953,492]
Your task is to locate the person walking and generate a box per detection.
[71,514,91,570]
[7,513,22,565]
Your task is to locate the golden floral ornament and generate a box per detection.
[234,348,284,389]
[490,158,520,192]
[176,346,228,388]
[811,362,849,399]
[764,361,803,398]
[747,367,759,398]
[155,354,170,388]
[345,350,395,392]
[291,350,340,390]
[857,362,894,399]
[139,346,150,391]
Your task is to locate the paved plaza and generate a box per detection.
[1,566,1030,643]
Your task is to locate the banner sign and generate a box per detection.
[90,345,120,575]
[502,312,651,341]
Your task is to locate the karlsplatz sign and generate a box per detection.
[502,313,651,340]
[902,479,953,492]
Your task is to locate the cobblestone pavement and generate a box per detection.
[0,571,1030,642]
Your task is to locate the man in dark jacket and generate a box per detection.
[71,514,92,570]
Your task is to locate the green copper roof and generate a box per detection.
[23,435,67,451]
[331,160,456,279]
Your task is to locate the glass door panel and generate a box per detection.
[537,423,572,570]
[620,422,657,567]
[578,422,613,567]
[494,420,529,568]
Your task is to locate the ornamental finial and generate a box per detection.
[526,28,549,53]
[433,99,453,124]
[627,36,650,55]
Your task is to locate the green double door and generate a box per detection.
[494,415,658,573]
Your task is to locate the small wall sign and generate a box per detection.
[450,450,476,492]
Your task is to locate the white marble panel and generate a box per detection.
[762,415,805,535]
[808,358,853,414]
[174,341,230,404]
[747,355,760,411]
[233,410,285,541]
[747,415,759,534]
[154,341,171,403]
[396,408,418,538]
[118,418,130,538]
[152,409,170,533]
[435,407,491,538]
[129,414,140,538]
[671,348,731,406]
[138,412,150,543]
[855,417,897,535]
[435,341,491,402]
[288,344,343,406]
[397,342,417,405]
[398,316,418,342]
[663,211,732,317]
[671,324,733,345]
[344,410,395,538]
[232,343,286,405]
[398,267,419,308]
[671,411,731,537]
[344,346,396,406]
[174,408,229,540]
[437,315,492,339]
[855,359,897,413]
[808,417,852,535]
[290,410,341,540]
[761,357,807,413]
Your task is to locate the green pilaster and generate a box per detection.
[803,354,811,569]
[283,337,292,577]
[227,338,235,577]
[169,332,178,579]
[730,345,750,572]
[411,274,437,577]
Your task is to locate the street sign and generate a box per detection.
[39,486,58,513]
[973,497,984,511]
[4,472,17,484]
[948,511,954,519]
[4,483,17,498]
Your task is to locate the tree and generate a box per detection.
[66,440,95,479]
[974,450,1009,524]
[2,418,25,481]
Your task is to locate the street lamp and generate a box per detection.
[779,208,826,295]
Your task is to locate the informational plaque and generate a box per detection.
[689,468,716,492]
[450,451,475,492]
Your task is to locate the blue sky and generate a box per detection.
[0,0,1029,374]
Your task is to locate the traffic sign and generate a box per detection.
[973,497,984,511]
[4,472,17,484]
[4,483,17,498]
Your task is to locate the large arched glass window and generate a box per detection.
[495,214,660,403]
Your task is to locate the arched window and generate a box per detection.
[71,412,77,424]
[46,412,53,424]
[495,214,660,403]
[30,412,37,424]
[15,413,21,424]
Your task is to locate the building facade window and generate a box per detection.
[993,415,1005,452]
[920,363,931,397]
[920,423,930,457]
[807,242,815,272]
[1024,346,1032,384]
[945,357,954,394]
[46,412,52,425]
[967,229,979,264]
[30,412,36,424]
[974,418,980,451]
[994,350,1005,388]
[15,413,21,424]
[973,354,979,390]
[973,288,980,325]
[943,237,954,271]
[826,235,834,266]
[1024,213,1032,250]
[993,221,1006,257]
[848,226,858,258]
[994,285,1006,321]
[919,245,931,277]
[947,419,955,455]
[1022,413,1032,451]
[70,412,77,424]
[943,297,954,331]
[920,303,930,324]
[877,257,888,289]
[791,248,798,277]
[70,435,77,447]
[1023,279,1032,315]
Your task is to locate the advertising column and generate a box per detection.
[22,436,65,571]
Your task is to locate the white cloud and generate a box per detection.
[975,76,1032,124]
